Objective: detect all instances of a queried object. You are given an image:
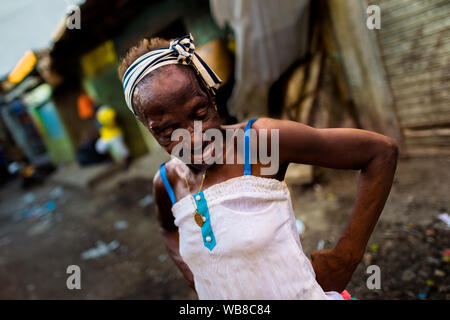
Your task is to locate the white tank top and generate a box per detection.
[164,158,342,300]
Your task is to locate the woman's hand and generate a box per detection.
[310,248,360,293]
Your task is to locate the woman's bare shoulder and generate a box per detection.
[252,117,288,129]
[153,158,182,186]
[221,121,246,131]
[221,117,281,131]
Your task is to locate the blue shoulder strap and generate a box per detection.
[159,162,176,205]
[244,118,258,175]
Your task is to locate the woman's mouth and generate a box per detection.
[192,142,215,164]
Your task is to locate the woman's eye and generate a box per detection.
[195,107,209,119]
[159,129,173,141]
[159,136,172,146]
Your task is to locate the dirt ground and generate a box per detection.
[0,157,448,300]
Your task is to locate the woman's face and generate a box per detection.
[132,65,221,167]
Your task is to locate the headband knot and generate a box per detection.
[169,35,194,62]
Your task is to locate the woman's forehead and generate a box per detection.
[133,65,206,112]
[148,94,208,124]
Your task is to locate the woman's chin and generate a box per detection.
[187,143,218,169]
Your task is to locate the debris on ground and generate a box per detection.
[0,237,12,247]
[114,220,129,230]
[138,195,154,208]
[369,243,380,253]
[442,249,450,263]
[49,187,64,200]
[27,219,52,237]
[317,239,325,251]
[363,253,374,265]
[157,254,168,263]
[23,193,36,205]
[438,213,450,228]
[350,220,450,300]
[401,269,415,282]
[434,269,445,277]
[296,218,305,235]
[18,201,56,221]
[81,240,120,260]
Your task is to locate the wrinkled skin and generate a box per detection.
[134,64,398,294]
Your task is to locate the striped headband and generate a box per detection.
[122,34,222,115]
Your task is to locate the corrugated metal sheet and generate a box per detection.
[369,0,450,156]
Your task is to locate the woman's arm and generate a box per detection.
[153,171,195,290]
[256,118,398,292]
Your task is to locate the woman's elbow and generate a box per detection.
[377,136,399,166]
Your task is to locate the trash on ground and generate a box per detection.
[7,162,20,175]
[417,290,429,300]
[81,240,120,260]
[401,269,415,282]
[23,193,36,205]
[400,225,421,236]
[434,269,445,277]
[19,201,56,221]
[425,280,435,286]
[44,201,56,211]
[27,219,52,236]
[363,252,373,265]
[0,237,12,247]
[369,243,380,253]
[114,220,129,230]
[317,239,325,251]
[426,256,440,265]
[158,254,168,263]
[295,219,305,235]
[437,213,450,227]
[49,187,64,200]
[418,281,434,300]
[139,195,154,208]
[442,249,450,263]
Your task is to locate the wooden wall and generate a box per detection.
[368,0,450,156]
[327,0,402,144]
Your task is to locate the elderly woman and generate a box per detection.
[119,35,398,300]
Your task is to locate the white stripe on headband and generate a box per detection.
[122,34,222,115]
